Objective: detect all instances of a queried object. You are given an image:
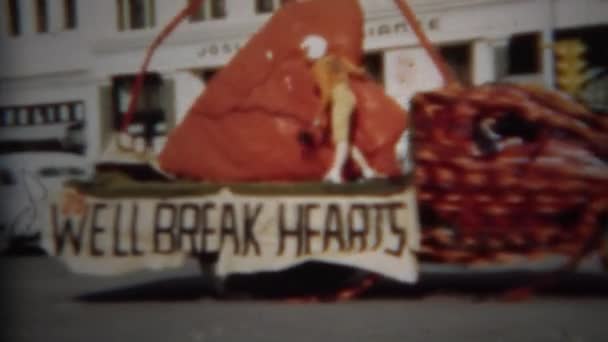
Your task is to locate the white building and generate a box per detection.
[0,0,606,247]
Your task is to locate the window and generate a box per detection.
[18,109,29,125]
[33,108,44,124]
[112,74,164,129]
[74,103,85,121]
[255,0,292,14]
[507,33,540,75]
[46,107,56,123]
[256,0,274,13]
[113,75,162,115]
[201,68,219,83]
[59,104,71,121]
[111,74,170,148]
[63,0,77,29]
[35,0,49,33]
[1,109,15,126]
[6,0,21,36]
[117,0,155,31]
[0,102,86,155]
[190,0,226,21]
[440,43,472,85]
[363,52,384,84]
[0,103,83,125]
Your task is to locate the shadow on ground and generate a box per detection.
[76,262,608,303]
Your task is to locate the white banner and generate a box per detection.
[41,187,421,283]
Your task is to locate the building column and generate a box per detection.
[491,37,510,82]
[541,0,557,89]
[227,0,256,19]
[472,39,496,85]
[49,0,64,32]
[21,0,35,35]
[94,77,114,157]
[541,30,556,90]
[90,77,116,161]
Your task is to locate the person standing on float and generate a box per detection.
[302,36,381,183]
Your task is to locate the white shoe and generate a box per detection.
[324,169,343,183]
[361,167,378,179]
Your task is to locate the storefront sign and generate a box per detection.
[365,16,441,38]
[197,41,243,59]
[194,15,442,63]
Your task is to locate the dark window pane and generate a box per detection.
[117,0,124,30]
[211,0,226,19]
[508,33,540,75]
[36,0,49,33]
[7,0,21,36]
[64,0,77,29]
[363,52,384,84]
[256,0,274,13]
[0,169,16,185]
[202,69,219,83]
[129,0,145,29]
[440,43,472,85]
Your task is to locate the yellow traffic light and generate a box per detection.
[554,39,588,96]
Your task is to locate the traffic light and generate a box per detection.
[554,39,587,96]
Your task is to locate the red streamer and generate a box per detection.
[121,0,205,131]
[392,0,459,87]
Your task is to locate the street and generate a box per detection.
[2,257,608,342]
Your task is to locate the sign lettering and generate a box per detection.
[43,188,420,282]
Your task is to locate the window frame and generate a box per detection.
[117,0,156,31]
[189,0,226,22]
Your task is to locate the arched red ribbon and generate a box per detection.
[121,0,205,132]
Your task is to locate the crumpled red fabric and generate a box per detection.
[159,0,407,182]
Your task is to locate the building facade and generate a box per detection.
[0,0,606,247]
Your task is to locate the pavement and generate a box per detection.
[2,256,608,342]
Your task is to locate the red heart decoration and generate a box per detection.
[159,0,408,182]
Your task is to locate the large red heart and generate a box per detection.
[159,0,408,182]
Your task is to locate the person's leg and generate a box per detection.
[351,146,379,179]
[324,141,348,182]
[324,83,356,183]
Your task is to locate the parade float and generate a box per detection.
[41,0,607,299]
[43,0,420,290]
